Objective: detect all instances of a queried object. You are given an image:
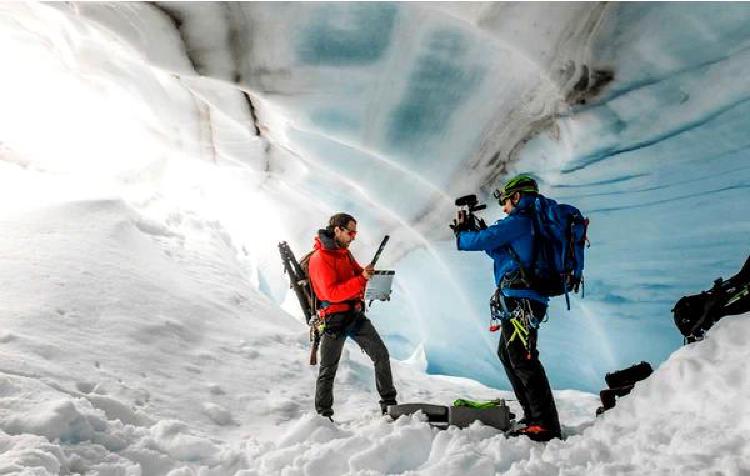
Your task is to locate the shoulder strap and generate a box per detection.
[506,244,533,287]
[506,206,539,288]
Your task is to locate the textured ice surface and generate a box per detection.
[520,2,750,389]
[1,2,749,394]
[1,3,749,473]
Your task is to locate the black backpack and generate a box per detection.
[672,255,750,342]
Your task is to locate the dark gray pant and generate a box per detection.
[497,297,561,436]
[315,312,397,414]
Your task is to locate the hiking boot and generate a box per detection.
[318,408,334,418]
[508,424,559,442]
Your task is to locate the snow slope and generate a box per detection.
[232,315,750,476]
[0,199,746,474]
[0,199,579,474]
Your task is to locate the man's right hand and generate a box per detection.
[362,264,375,280]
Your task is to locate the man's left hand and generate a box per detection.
[450,210,470,236]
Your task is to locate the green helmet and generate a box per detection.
[493,174,539,202]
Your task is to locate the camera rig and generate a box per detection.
[452,194,487,232]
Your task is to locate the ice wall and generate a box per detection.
[519,2,750,388]
[2,2,749,391]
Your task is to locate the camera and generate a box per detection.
[451,194,487,233]
[455,194,486,211]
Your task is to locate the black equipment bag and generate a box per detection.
[596,361,653,416]
[672,255,750,342]
[604,361,653,389]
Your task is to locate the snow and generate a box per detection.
[0,197,743,474]
[0,1,749,474]
[243,317,750,476]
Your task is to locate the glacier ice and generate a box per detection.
[1,2,749,474]
[1,2,749,396]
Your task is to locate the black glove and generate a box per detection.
[450,210,473,237]
[449,221,462,237]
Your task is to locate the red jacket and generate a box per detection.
[309,230,366,315]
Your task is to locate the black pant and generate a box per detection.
[315,312,397,414]
[497,297,561,436]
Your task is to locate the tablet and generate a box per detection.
[364,270,395,301]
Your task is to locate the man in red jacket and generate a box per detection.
[309,213,397,418]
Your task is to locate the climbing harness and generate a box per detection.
[490,291,542,332]
[489,288,507,332]
[491,293,545,360]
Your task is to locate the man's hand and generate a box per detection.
[450,210,487,236]
[450,210,469,237]
[362,264,375,280]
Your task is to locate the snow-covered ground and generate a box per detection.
[0,200,747,475]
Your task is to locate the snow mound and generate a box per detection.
[548,313,750,476]
[247,315,750,475]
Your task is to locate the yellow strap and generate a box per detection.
[508,318,529,349]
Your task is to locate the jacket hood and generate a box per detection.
[314,229,344,252]
[509,194,538,216]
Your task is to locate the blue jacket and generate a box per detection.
[457,195,548,304]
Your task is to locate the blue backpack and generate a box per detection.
[511,195,590,309]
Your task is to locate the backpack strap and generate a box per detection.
[505,244,533,288]
[503,205,539,290]
[562,218,571,310]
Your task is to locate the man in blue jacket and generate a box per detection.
[453,174,561,442]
